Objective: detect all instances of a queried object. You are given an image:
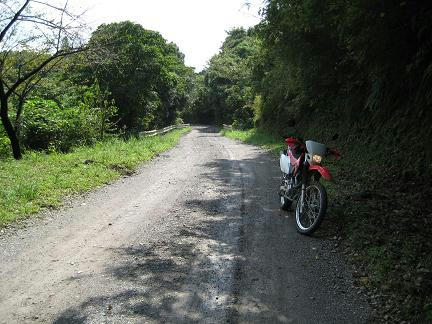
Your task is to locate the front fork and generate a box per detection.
[299,163,310,214]
[299,184,306,214]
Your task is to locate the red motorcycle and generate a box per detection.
[279,137,340,235]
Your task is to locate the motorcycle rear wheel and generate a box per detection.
[295,182,327,235]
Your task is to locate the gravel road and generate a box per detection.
[0,126,371,323]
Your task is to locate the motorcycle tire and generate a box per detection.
[295,182,327,235]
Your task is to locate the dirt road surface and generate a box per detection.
[0,126,370,323]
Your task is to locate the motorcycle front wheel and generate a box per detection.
[295,182,327,235]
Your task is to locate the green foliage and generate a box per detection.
[181,74,211,124]
[80,81,118,141]
[21,98,61,150]
[0,126,11,158]
[20,86,116,153]
[0,127,190,225]
[174,117,184,125]
[425,303,432,321]
[21,98,94,152]
[84,21,194,132]
[254,0,432,152]
[367,246,395,281]
[0,20,194,161]
[189,28,260,126]
[251,95,263,126]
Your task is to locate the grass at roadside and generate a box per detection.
[221,128,285,156]
[0,127,190,226]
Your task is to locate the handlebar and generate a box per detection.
[284,137,341,159]
[285,137,303,146]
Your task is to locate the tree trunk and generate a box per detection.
[14,96,25,139]
[0,86,22,160]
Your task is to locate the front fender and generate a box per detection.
[309,165,333,181]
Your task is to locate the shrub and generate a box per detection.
[0,127,11,159]
[175,117,184,125]
[18,80,117,152]
[21,98,99,152]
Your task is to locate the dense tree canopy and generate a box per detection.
[84,21,194,133]
[254,0,432,135]
[1,16,194,158]
[189,28,259,128]
[190,1,432,161]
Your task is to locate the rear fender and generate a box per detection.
[309,165,332,181]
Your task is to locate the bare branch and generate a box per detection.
[31,21,53,47]
[31,0,82,23]
[0,17,16,24]
[17,15,58,28]
[0,0,30,44]
[17,17,58,30]
[56,0,68,51]
[5,45,88,97]
[1,1,15,12]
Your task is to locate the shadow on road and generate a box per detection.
[53,127,365,323]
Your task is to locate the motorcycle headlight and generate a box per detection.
[312,154,322,164]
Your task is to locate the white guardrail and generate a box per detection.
[139,124,190,137]
[222,124,233,130]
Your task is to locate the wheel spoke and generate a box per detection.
[295,183,326,234]
[298,185,321,229]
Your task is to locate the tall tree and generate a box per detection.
[0,0,86,159]
[195,27,259,127]
[84,21,193,133]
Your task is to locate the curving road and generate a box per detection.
[0,126,370,323]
